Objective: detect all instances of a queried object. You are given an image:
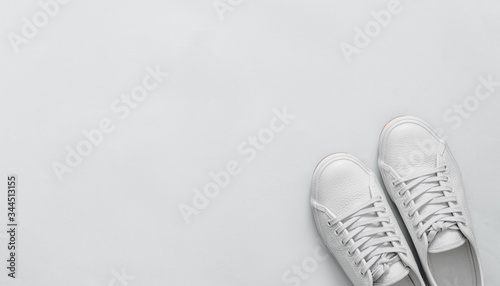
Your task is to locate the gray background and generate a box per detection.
[0,0,499,285]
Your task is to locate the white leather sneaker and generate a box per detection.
[310,153,425,286]
[378,116,484,286]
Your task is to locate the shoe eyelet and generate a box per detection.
[444,165,448,171]
[446,176,450,182]
[407,213,412,219]
[360,271,365,276]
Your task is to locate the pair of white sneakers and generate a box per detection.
[310,116,484,286]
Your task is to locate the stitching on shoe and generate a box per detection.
[465,241,477,286]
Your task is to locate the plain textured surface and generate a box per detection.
[0,0,499,285]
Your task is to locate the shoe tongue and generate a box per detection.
[363,211,408,286]
[411,181,466,253]
[357,211,407,286]
[374,260,409,286]
[428,229,466,253]
[394,150,466,253]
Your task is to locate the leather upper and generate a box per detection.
[311,153,425,286]
[378,116,484,286]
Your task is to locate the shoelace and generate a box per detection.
[392,165,466,243]
[317,197,406,280]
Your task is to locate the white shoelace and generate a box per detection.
[318,197,406,281]
[392,165,466,243]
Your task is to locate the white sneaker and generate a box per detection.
[378,116,484,286]
[310,153,425,286]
